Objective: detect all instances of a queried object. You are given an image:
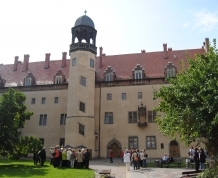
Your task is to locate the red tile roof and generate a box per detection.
[0,48,205,87]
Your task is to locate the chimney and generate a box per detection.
[13,56,19,71]
[22,54,29,72]
[163,43,168,59]
[99,47,103,68]
[205,38,209,52]
[44,53,50,69]
[141,50,146,53]
[61,52,67,67]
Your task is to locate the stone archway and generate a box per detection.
[169,140,180,158]
[107,138,122,158]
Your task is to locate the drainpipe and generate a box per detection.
[98,82,102,158]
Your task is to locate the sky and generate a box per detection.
[0,0,217,65]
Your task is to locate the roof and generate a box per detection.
[0,48,205,87]
[74,15,95,28]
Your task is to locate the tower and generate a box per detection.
[65,12,97,155]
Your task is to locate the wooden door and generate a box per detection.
[111,143,120,158]
[169,140,180,157]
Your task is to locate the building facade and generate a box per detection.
[0,14,209,159]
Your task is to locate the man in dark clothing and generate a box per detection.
[194,147,200,171]
[83,149,91,168]
[33,152,40,165]
[38,147,46,165]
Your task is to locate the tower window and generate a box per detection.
[122,93,127,100]
[54,97,59,103]
[107,94,112,100]
[72,58,76,66]
[104,112,113,124]
[138,92,142,99]
[90,58,94,68]
[79,101,85,112]
[60,114,66,125]
[80,76,86,87]
[79,123,85,135]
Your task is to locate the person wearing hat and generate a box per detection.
[123,149,131,171]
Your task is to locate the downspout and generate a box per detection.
[98,82,102,158]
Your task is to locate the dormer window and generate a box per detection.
[135,70,142,79]
[132,64,145,80]
[165,62,176,78]
[104,66,116,82]
[54,70,65,84]
[25,78,32,86]
[24,72,35,86]
[55,76,62,84]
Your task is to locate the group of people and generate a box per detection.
[109,149,148,171]
[160,153,174,167]
[33,147,46,166]
[188,146,207,171]
[50,145,91,169]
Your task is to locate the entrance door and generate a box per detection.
[169,140,180,157]
[111,143,121,158]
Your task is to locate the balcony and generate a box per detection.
[138,122,148,127]
[70,42,97,54]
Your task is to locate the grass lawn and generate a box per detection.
[0,158,95,178]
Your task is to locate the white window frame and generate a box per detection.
[72,58,76,66]
[55,76,62,84]
[135,70,142,79]
[25,78,32,86]
[80,76,86,87]
[39,114,47,126]
[106,72,113,81]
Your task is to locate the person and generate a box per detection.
[109,150,113,163]
[131,150,139,170]
[83,149,91,168]
[136,149,140,169]
[61,149,67,167]
[70,149,76,168]
[66,148,72,168]
[143,149,148,168]
[168,154,174,164]
[188,146,195,163]
[199,147,206,170]
[53,146,60,168]
[77,149,83,168]
[33,152,40,165]
[49,147,55,165]
[194,147,200,171]
[161,153,168,168]
[120,150,124,162]
[38,147,46,166]
[123,149,131,171]
[139,150,144,167]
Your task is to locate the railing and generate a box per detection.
[70,42,97,54]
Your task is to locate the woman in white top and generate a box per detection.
[123,149,131,171]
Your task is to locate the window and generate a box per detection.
[72,58,76,66]
[138,92,142,99]
[161,143,164,149]
[122,93,126,100]
[31,98,35,104]
[55,76,62,84]
[90,58,94,68]
[25,78,32,86]
[79,123,85,135]
[60,114,66,125]
[128,111,137,123]
[54,97,59,103]
[104,112,113,124]
[146,136,156,149]
[59,138,65,147]
[107,94,112,100]
[39,138,44,145]
[39,114,47,126]
[128,136,138,149]
[166,68,176,78]
[79,102,85,112]
[106,72,113,81]
[135,70,142,79]
[41,97,46,104]
[80,76,86,87]
[148,110,156,123]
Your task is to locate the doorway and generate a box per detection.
[169,140,180,157]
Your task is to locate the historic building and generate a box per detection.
[0,14,209,159]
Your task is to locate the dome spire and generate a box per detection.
[84,10,87,16]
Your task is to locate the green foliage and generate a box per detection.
[0,88,42,159]
[153,39,218,154]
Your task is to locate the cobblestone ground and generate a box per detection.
[90,159,193,178]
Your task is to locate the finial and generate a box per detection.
[84,10,87,15]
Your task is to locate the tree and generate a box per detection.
[153,40,218,154]
[0,88,42,159]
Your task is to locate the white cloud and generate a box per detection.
[183,22,190,28]
[194,11,218,31]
